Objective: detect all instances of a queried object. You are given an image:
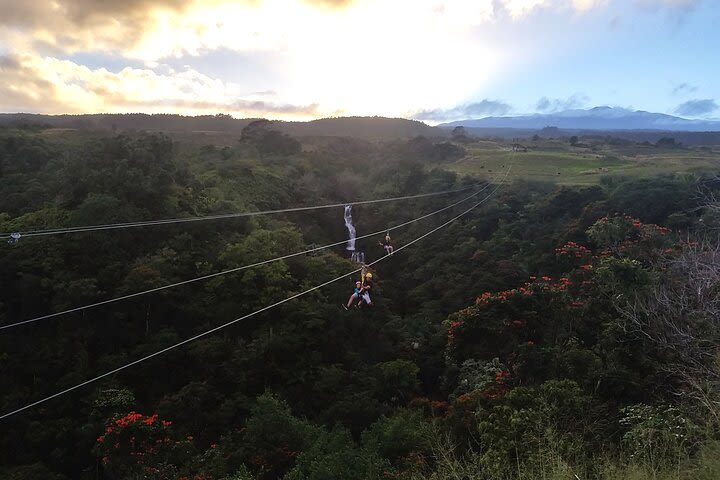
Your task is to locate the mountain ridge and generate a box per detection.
[438,106,720,131]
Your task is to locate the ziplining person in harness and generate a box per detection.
[379,231,393,255]
[344,280,363,310]
[344,266,374,309]
[359,271,373,307]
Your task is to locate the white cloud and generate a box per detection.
[502,0,549,19]
[0,0,700,118]
[0,0,614,63]
[501,0,607,19]
[414,99,513,122]
[536,93,590,112]
[634,0,696,6]
[0,0,508,118]
[0,53,322,118]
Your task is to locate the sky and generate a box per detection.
[0,0,718,123]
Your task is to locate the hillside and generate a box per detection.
[0,113,439,140]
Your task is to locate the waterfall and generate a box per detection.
[343,205,356,251]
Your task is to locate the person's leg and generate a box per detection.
[346,293,358,308]
[362,292,372,306]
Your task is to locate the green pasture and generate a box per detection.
[449,142,720,185]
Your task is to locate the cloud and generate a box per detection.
[633,0,699,24]
[500,0,608,19]
[536,94,589,112]
[0,0,189,27]
[671,82,697,95]
[0,54,21,69]
[0,1,506,118]
[0,1,478,62]
[0,0,699,119]
[0,1,311,61]
[463,100,513,116]
[608,14,622,29]
[498,0,696,21]
[634,0,697,7]
[304,0,355,6]
[0,0,702,65]
[413,99,513,122]
[0,0,613,63]
[0,1,178,61]
[0,53,321,118]
[674,99,718,117]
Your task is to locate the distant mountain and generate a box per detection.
[0,113,439,140]
[439,107,720,131]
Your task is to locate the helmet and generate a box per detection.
[365,272,372,279]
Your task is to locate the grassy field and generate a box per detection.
[448,139,720,185]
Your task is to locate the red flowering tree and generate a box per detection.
[444,214,677,402]
[95,411,198,479]
[587,215,672,261]
[444,276,581,364]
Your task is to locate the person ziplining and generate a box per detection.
[344,266,373,310]
[379,231,394,255]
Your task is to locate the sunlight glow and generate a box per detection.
[129,0,503,117]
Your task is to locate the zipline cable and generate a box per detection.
[0,166,511,421]
[1,183,482,239]
[1,182,494,331]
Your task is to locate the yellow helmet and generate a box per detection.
[365,272,372,279]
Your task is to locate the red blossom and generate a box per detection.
[430,400,449,411]
[142,414,158,426]
[494,371,511,384]
[457,393,476,404]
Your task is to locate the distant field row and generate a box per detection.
[448,142,720,185]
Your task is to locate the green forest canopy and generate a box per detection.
[1,125,720,479]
